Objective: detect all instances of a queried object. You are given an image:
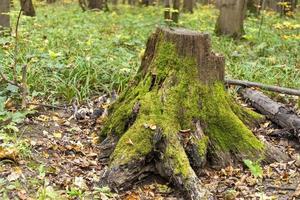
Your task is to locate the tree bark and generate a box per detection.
[183,0,194,13]
[171,0,180,23]
[20,0,36,17]
[247,0,259,14]
[164,0,171,21]
[215,0,247,38]
[88,0,102,9]
[98,27,288,199]
[0,0,10,30]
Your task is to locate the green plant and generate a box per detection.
[243,159,263,178]
[66,187,83,198]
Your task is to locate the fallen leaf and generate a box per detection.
[7,167,23,181]
[74,176,88,190]
[126,139,134,146]
[53,131,62,139]
[0,146,17,161]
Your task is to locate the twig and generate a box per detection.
[266,185,296,191]
[28,102,69,110]
[12,8,23,83]
[0,66,19,86]
[21,65,28,108]
[225,79,300,96]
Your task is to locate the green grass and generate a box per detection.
[0,2,299,104]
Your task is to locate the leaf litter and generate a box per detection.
[0,93,299,199]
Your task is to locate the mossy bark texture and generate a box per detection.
[98,27,287,199]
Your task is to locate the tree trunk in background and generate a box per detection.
[98,27,288,200]
[262,0,297,14]
[172,0,180,23]
[112,0,118,5]
[20,0,36,17]
[128,0,136,5]
[199,0,209,4]
[183,0,194,13]
[164,0,171,21]
[10,0,14,8]
[247,0,259,14]
[88,0,103,9]
[215,0,247,38]
[46,0,56,3]
[0,0,10,30]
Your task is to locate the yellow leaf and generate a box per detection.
[53,131,62,139]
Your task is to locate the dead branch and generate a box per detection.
[225,79,300,96]
[239,88,300,141]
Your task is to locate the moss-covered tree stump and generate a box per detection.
[98,27,288,199]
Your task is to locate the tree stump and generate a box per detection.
[215,0,247,38]
[98,27,288,199]
[0,0,10,30]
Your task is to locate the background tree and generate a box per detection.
[88,0,103,9]
[171,0,180,22]
[79,0,109,11]
[215,0,248,38]
[262,0,298,15]
[183,0,194,13]
[247,0,260,14]
[164,0,180,23]
[46,0,56,3]
[0,0,10,30]
[164,0,171,21]
[20,0,36,17]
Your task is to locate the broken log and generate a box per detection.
[226,79,300,96]
[239,88,300,141]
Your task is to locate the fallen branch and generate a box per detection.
[27,102,69,110]
[225,79,300,96]
[239,88,300,141]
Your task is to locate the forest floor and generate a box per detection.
[0,1,300,199]
[1,92,300,199]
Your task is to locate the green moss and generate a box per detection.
[196,136,209,157]
[164,134,191,178]
[229,98,265,128]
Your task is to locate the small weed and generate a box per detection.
[243,159,263,178]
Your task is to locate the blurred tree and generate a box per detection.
[88,0,103,9]
[10,0,14,8]
[164,0,171,20]
[79,0,109,11]
[262,0,298,15]
[164,0,180,23]
[47,0,56,3]
[171,0,180,22]
[0,0,10,30]
[183,0,194,13]
[20,0,36,17]
[215,0,247,38]
[247,0,260,14]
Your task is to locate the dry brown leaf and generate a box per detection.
[126,139,134,146]
[0,146,17,161]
